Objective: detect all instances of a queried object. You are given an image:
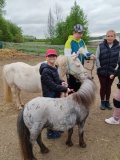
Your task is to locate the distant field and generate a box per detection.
[2,42,97,55]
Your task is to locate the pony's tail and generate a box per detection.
[17,108,34,160]
[3,72,13,103]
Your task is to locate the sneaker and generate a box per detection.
[105,117,119,124]
[46,131,61,139]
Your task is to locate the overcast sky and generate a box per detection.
[4,0,120,38]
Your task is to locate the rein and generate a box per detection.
[84,59,96,77]
[79,53,95,77]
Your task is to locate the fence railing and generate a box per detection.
[2,42,65,55]
[2,42,97,55]
[3,42,64,49]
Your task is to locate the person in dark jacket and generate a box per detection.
[96,30,120,110]
[105,60,120,124]
[39,49,72,139]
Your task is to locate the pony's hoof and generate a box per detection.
[66,141,73,147]
[41,147,49,154]
[80,142,87,148]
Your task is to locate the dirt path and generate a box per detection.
[0,53,120,160]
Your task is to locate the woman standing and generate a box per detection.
[96,30,120,110]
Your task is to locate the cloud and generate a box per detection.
[4,0,120,38]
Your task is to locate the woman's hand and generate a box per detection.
[90,54,95,60]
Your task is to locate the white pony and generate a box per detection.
[3,54,87,109]
[17,78,96,160]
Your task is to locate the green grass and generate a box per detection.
[18,47,64,56]
[24,41,50,44]
[88,47,96,55]
[3,42,96,56]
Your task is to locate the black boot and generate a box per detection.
[105,100,112,110]
[100,100,105,110]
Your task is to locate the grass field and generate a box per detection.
[3,42,97,55]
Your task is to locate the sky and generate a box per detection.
[4,0,120,39]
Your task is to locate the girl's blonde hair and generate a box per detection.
[106,30,116,37]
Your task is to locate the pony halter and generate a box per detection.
[66,56,84,80]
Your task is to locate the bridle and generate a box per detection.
[66,56,85,80]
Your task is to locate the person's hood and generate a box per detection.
[67,35,81,42]
[40,62,58,75]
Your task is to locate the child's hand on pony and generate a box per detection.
[60,82,74,97]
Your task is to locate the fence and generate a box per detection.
[2,42,96,55]
[2,42,65,55]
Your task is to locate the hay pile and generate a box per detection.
[0,49,35,60]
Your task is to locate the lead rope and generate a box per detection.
[84,58,96,78]
[77,46,95,78]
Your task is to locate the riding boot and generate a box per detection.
[100,100,105,110]
[105,100,112,110]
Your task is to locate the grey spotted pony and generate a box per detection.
[17,78,96,160]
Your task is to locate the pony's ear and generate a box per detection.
[78,47,85,54]
[71,54,78,60]
[72,52,80,58]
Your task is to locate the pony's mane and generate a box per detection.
[72,79,96,107]
[55,55,67,67]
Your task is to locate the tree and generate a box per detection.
[0,30,3,40]
[53,3,63,24]
[0,0,24,42]
[46,3,64,43]
[0,16,13,41]
[0,0,5,17]
[52,22,67,44]
[7,20,24,42]
[54,1,90,44]
[47,8,55,39]
[0,17,24,42]
[14,34,24,43]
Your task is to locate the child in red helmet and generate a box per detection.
[39,49,73,138]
